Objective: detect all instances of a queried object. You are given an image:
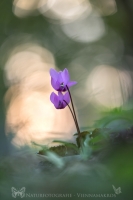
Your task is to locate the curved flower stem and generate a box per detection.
[66,85,80,135]
[63,100,79,133]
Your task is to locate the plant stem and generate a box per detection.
[63,100,79,133]
[66,86,80,135]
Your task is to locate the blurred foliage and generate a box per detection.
[1,129,133,199]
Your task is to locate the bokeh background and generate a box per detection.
[0,1,133,199]
[1,0,133,151]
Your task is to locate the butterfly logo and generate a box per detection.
[112,185,122,195]
[11,187,26,198]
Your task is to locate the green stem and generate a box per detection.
[63,100,79,133]
[66,86,80,135]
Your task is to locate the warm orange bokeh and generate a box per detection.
[5,43,76,148]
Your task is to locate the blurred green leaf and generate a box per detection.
[45,151,64,169]
[80,135,92,160]
[53,140,79,153]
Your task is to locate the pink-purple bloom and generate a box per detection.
[50,68,77,92]
[50,91,70,109]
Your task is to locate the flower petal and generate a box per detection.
[55,80,60,90]
[67,81,77,88]
[58,91,63,102]
[54,95,59,108]
[58,71,63,83]
[51,78,57,89]
[62,102,67,108]
[51,78,60,90]
[50,68,58,80]
[64,92,70,105]
[50,92,59,108]
[62,68,70,84]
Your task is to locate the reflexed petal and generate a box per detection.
[51,78,57,89]
[50,92,59,108]
[58,91,63,102]
[58,71,63,83]
[58,101,64,109]
[64,92,70,104]
[50,68,58,80]
[53,94,59,108]
[50,91,70,109]
[62,68,70,84]
[67,81,77,88]
[55,80,60,90]
[62,101,67,108]
[51,78,60,90]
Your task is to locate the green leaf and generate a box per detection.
[75,131,90,148]
[53,140,79,152]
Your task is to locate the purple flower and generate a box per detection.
[50,68,77,92]
[50,91,70,109]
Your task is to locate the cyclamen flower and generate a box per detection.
[50,68,77,92]
[50,91,70,109]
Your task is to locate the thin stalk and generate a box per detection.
[63,100,79,133]
[66,85,80,135]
